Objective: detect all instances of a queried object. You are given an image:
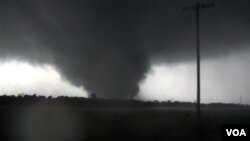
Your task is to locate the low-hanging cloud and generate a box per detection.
[0,0,249,98]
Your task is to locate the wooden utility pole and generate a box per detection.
[183,2,214,118]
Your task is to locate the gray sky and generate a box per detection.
[0,0,249,103]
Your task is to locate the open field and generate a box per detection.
[1,106,250,141]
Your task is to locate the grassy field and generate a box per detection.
[1,105,250,141]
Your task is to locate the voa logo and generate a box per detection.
[226,129,246,136]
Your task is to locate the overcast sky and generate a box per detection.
[0,0,249,103]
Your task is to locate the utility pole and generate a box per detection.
[183,2,214,119]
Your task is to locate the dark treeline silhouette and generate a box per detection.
[0,94,248,109]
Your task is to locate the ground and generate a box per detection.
[1,106,250,141]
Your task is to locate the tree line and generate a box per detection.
[0,94,248,109]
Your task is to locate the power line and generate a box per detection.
[183,2,214,119]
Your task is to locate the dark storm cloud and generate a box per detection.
[138,0,250,63]
[0,0,249,98]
